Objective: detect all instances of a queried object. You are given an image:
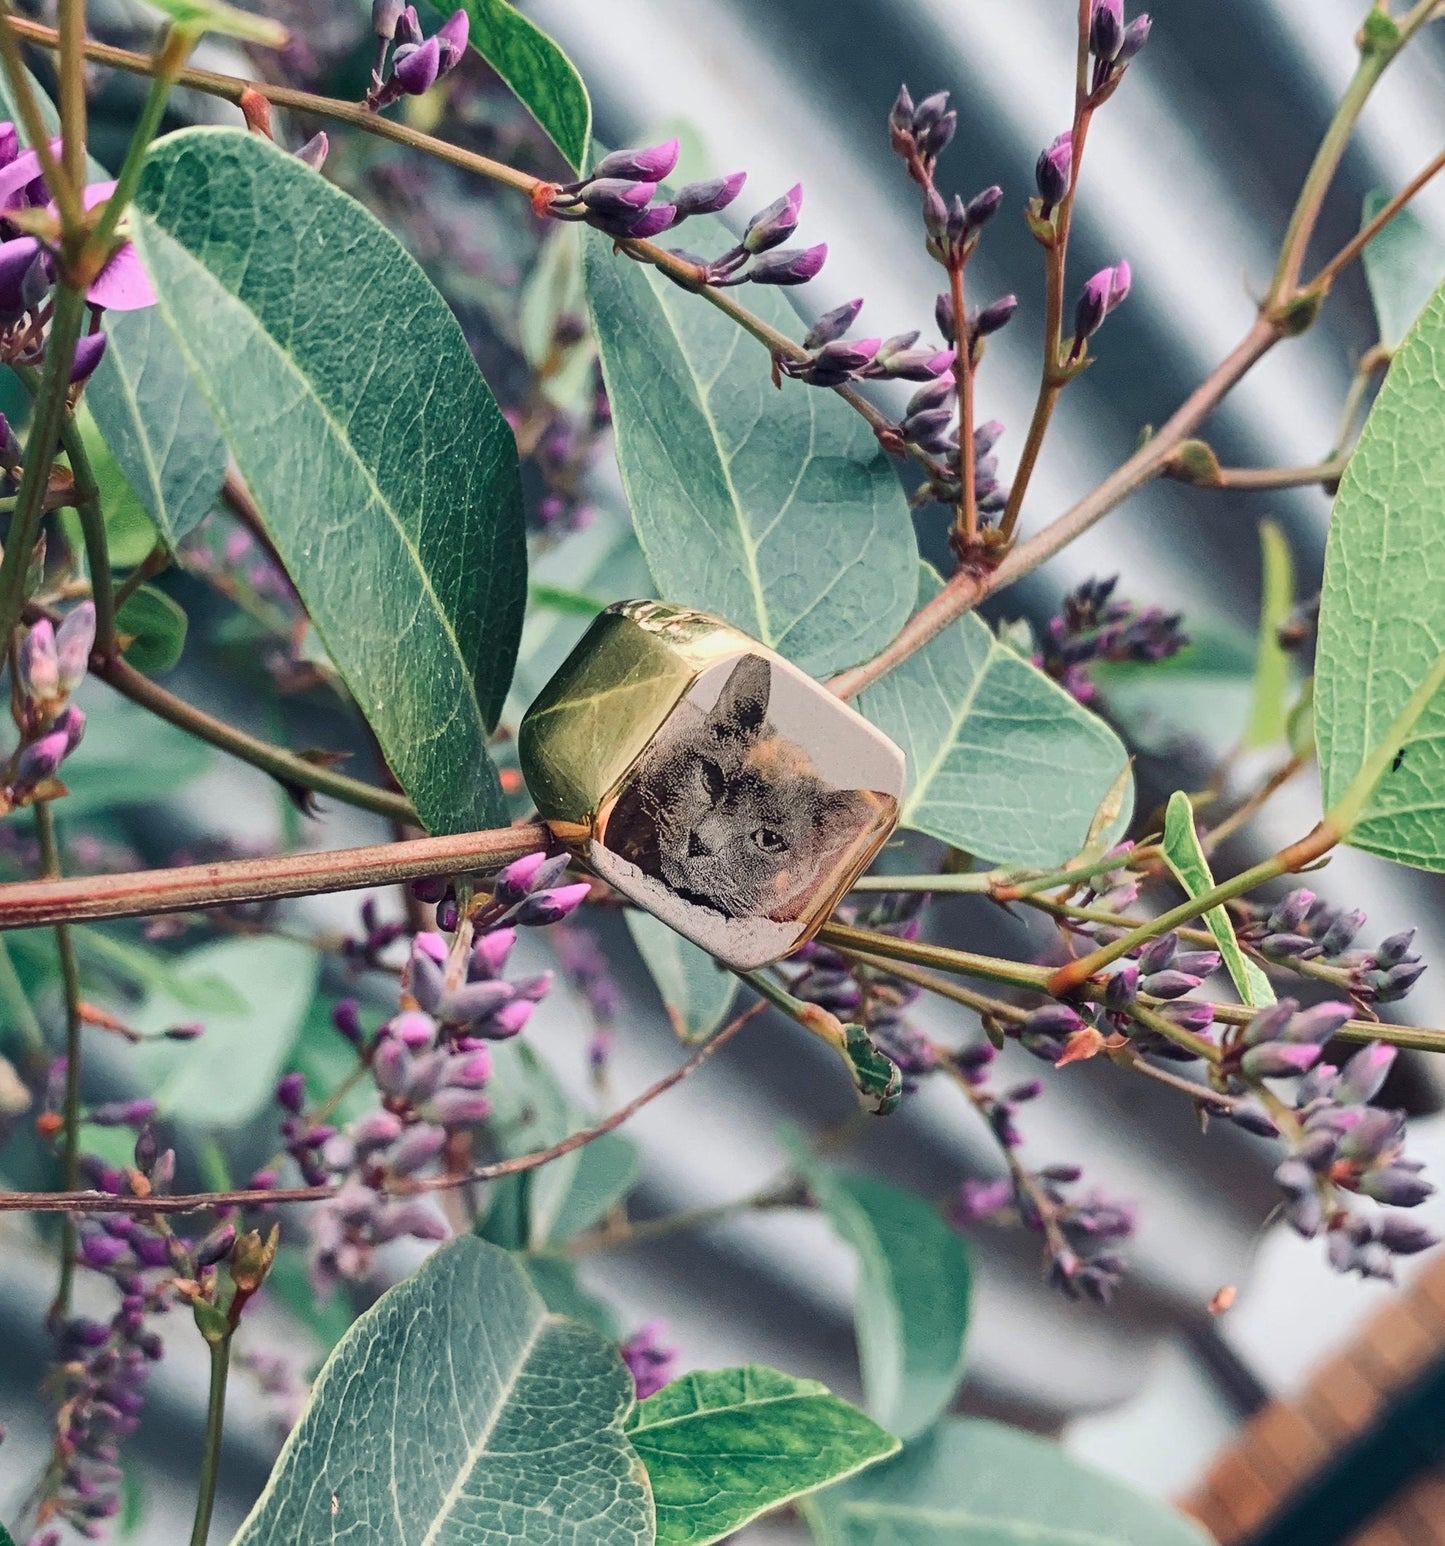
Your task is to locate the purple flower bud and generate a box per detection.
[296,132,329,171]
[1241,1042,1321,1080]
[376,1199,449,1242]
[371,0,403,37]
[747,244,828,287]
[69,331,107,384]
[805,298,865,350]
[1285,1189,1324,1239]
[1375,960,1428,1001]
[18,618,59,701]
[494,851,568,904]
[581,177,657,216]
[1137,933,1177,975]
[393,4,421,43]
[333,998,363,1044]
[194,1223,236,1268]
[440,979,514,1027]
[448,1049,492,1088]
[80,1232,128,1270]
[1335,1043,1396,1106]
[1104,962,1138,1010]
[965,185,1003,230]
[1318,909,1367,957]
[671,171,747,220]
[951,1177,1013,1224]
[743,185,803,255]
[403,1049,450,1102]
[13,731,70,791]
[427,1089,490,1126]
[472,927,516,978]
[1285,1002,1354,1044]
[1174,951,1221,978]
[1375,928,1419,968]
[487,999,534,1039]
[1227,1098,1280,1138]
[387,1122,446,1175]
[1379,1215,1438,1254]
[889,85,915,140]
[1036,132,1072,207]
[51,704,86,755]
[56,602,96,692]
[1296,1129,1340,1170]
[972,294,1018,337]
[391,35,441,96]
[1074,262,1130,343]
[1118,14,1152,61]
[372,1037,410,1096]
[1140,969,1199,1000]
[627,204,677,240]
[1090,0,1125,61]
[275,1072,306,1114]
[408,950,445,1016]
[1023,1003,1086,1039]
[593,140,680,184]
[434,8,469,70]
[1241,1000,1297,1047]
[391,1009,437,1049]
[1360,1167,1435,1207]
[1162,1000,1215,1036]
[0,234,39,312]
[514,880,592,926]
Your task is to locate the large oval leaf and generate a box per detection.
[233,1236,653,1546]
[87,305,227,547]
[629,1366,897,1546]
[463,0,591,171]
[626,912,736,1043]
[584,228,918,678]
[130,128,527,834]
[857,569,1133,867]
[1317,278,1445,868]
[803,1419,1210,1546]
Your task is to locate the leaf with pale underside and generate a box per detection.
[462,0,591,170]
[629,1366,897,1546]
[230,1236,653,1546]
[626,912,736,1043]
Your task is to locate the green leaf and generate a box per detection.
[522,1251,621,1340]
[232,1236,652,1546]
[0,1520,17,1546]
[792,1148,970,1442]
[858,569,1133,868]
[461,0,591,170]
[147,0,288,43]
[130,128,527,836]
[519,224,598,413]
[126,937,319,1127]
[803,1419,1211,1546]
[67,404,163,567]
[1242,520,1295,749]
[629,1366,898,1546]
[87,304,227,547]
[116,583,187,673]
[61,681,212,813]
[626,912,736,1043]
[584,225,919,678]
[1363,190,1445,348]
[1317,278,1445,868]
[482,1042,639,1247]
[1161,792,1273,1008]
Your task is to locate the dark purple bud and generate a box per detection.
[902,406,954,451]
[408,949,445,1015]
[494,851,569,905]
[402,1049,450,1102]
[1285,1189,1324,1239]
[442,979,514,1025]
[746,242,827,285]
[18,618,59,701]
[434,8,469,70]
[514,881,591,925]
[1174,950,1221,977]
[275,1072,306,1114]
[0,235,39,312]
[79,1232,128,1270]
[1285,1002,1354,1044]
[1162,1001,1214,1035]
[56,601,97,692]
[371,0,403,37]
[391,35,441,96]
[13,731,70,791]
[935,290,956,344]
[1090,0,1125,60]
[1104,962,1138,1010]
[387,1123,446,1175]
[410,875,449,904]
[965,185,1003,229]
[486,998,535,1039]
[1335,1043,1396,1106]
[593,140,680,184]
[743,184,802,255]
[627,204,677,240]
[1265,889,1315,933]
[1361,1167,1435,1207]
[53,705,86,754]
[1073,262,1131,343]
[1227,1098,1280,1137]
[150,1148,176,1192]
[1117,14,1152,61]
[1023,1003,1086,1039]
[1036,132,1072,206]
[910,90,950,135]
[1375,928,1419,968]
[581,177,657,216]
[1317,908,1366,956]
[1241,999,1297,1047]
[194,1223,236,1268]
[1241,1042,1321,1080]
[332,997,363,1044]
[1378,1215,1438,1254]
[922,186,948,242]
[906,376,954,416]
[1138,933,1178,975]
[972,294,1018,337]
[1296,1129,1340,1170]
[804,298,865,349]
[69,331,107,384]
[889,85,915,137]
[1140,969,1199,1000]
[296,132,329,171]
[1376,960,1428,1001]
[671,172,747,220]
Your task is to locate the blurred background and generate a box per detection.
[3,0,1445,1542]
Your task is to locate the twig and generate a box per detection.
[1202,459,1348,492]
[188,1334,230,1546]
[1308,143,1445,298]
[0,1000,760,1215]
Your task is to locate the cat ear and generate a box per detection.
[707,654,771,740]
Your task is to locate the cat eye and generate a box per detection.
[752,827,786,853]
[700,758,726,799]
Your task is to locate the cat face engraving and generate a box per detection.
[603,654,878,922]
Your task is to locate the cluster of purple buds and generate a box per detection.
[888,87,957,182]
[1034,575,1186,706]
[5,603,94,812]
[1088,0,1152,96]
[936,290,1019,355]
[777,296,951,391]
[1238,889,1426,1006]
[620,1320,679,1399]
[36,1118,219,1541]
[685,183,827,290]
[1222,996,1352,1085]
[1070,262,1132,359]
[1268,1036,1438,1276]
[342,895,408,972]
[366,0,468,108]
[922,182,1003,271]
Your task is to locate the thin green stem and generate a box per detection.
[0,287,86,649]
[1327,344,1391,460]
[0,4,82,232]
[1309,143,1445,299]
[35,801,82,1316]
[57,0,85,195]
[189,1333,231,1546]
[817,920,1053,993]
[1206,457,1348,491]
[950,258,977,548]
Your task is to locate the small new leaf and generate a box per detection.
[148,0,288,44]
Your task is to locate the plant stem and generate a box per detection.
[1308,143,1445,299]
[817,920,1054,992]
[950,258,976,547]
[35,800,82,1317]
[0,820,548,930]
[189,1333,231,1546]
[0,4,81,231]
[0,286,86,649]
[1205,457,1349,491]
[56,0,85,196]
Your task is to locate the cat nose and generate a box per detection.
[687,830,713,858]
